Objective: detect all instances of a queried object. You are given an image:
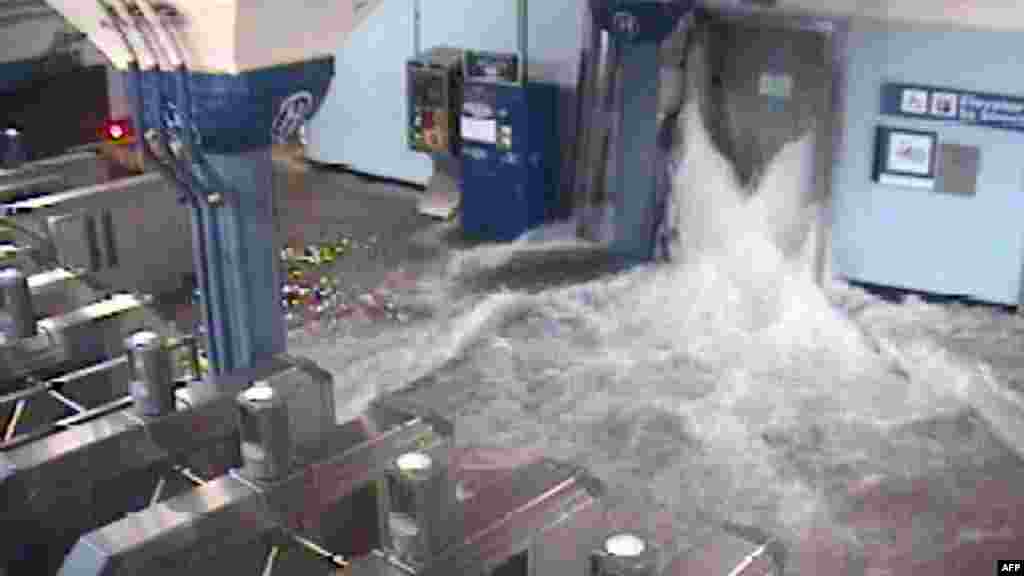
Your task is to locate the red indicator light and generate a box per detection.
[103,119,134,143]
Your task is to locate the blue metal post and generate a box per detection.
[594,1,694,264]
[98,0,331,377]
[609,43,661,262]
[200,150,285,370]
[168,62,332,377]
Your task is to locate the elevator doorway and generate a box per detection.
[687,10,841,283]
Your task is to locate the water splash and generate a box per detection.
[303,98,1023,573]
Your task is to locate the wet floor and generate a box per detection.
[206,148,1024,575]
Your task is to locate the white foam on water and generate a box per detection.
[307,97,1024,570]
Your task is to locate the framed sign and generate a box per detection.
[930,92,959,118]
[899,88,929,115]
[873,126,938,189]
[882,82,1024,133]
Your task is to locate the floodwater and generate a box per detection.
[292,101,1024,574]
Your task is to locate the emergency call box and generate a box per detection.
[459,79,561,242]
[407,46,464,156]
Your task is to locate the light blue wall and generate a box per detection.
[306,0,427,182]
[833,19,1024,305]
[306,0,583,186]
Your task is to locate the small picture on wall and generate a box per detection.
[888,131,934,174]
[931,92,959,118]
[900,88,929,115]
[874,126,938,189]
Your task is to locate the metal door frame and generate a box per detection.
[700,7,849,287]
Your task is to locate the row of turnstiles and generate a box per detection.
[1,146,779,576]
[0,266,656,576]
[0,150,664,576]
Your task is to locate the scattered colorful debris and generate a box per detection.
[279,237,416,331]
[189,236,420,354]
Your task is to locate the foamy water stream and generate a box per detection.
[297,99,1024,574]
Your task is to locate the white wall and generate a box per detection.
[306,0,584,187]
[832,18,1024,305]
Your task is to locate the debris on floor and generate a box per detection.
[280,236,422,338]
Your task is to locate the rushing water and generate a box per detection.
[298,99,1024,574]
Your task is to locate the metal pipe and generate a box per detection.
[48,389,86,414]
[106,0,186,191]
[102,0,225,373]
[1,0,52,11]
[150,1,237,374]
[178,162,243,374]
[517,0,528,84]
[109,0,158,72]
[384,446,457,565]
[130,10,172,72]
[195,195,231,373]
[148,476,166,507]
[1,396,134,450]
[3,400,26,442]
[125,331,175,417]
[0,7,59,28]
[260,546,280,576]
[135,0,180,69]
[237,383,293,481]
[573,3,601,236]
[127,1,193,184]
[0,379,48,408]
[0,267,36,339]
[97,1,187,192]
[289,534,349,569]
[172,464,205,486]
[728,542,770,576]
[171,462,352,570]
[412,0,421,57]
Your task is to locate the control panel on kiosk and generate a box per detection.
[407,46,464,219]
[459,50,561,241]
[407,46,463,155]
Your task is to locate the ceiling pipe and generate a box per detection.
[0,0,48,11]
[0,7,59,26]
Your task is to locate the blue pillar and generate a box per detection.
[136,58,333,377]
[609,43,661,262]
[202,150,285,369]
[595,1,694,264]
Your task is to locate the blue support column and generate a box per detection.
[594,1,694,264]
[609,43,661,262]
[133,57,333,377]
[202,150,285,371]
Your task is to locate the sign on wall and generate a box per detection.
[873,126,938,189]
[882,82,1024,132]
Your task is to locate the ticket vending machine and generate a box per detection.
[459,51,561,241]
[408,46,464,219]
